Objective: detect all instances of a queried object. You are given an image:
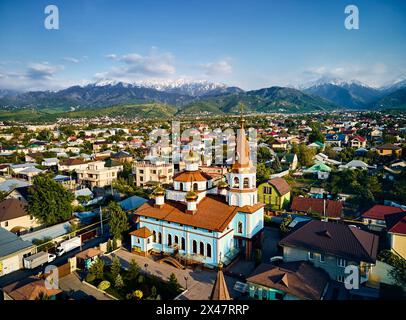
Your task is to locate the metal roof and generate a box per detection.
[0,227,33,258]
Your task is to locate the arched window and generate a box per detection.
[153,231,157,242]
[199,242,204,256]
[233,177,239,188]
[238,221,243,234]
[192,240,197,254]
[158,232,162,244]
[174,235,179,244]
[243,177,249,188]
[193,183,198,191]
[179,183,183,191]
[181,237,186,250]
[206,244,212,258]
[168,234,172,246]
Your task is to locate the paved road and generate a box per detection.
[59,272,114,300]
[105,248,240,300]
[0,235,109,288]
[261,226,282,263]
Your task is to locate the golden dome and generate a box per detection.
[218,181,229,189]
[152,185,165,197]
[184,150,200,163]
[185,190,198,201]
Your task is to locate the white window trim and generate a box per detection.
[337,258,347,268]
[319,253,325,263]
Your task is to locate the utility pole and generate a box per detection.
[99,206,103,236]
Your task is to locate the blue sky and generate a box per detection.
[0,0,405,91]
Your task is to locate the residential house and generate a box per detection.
[280,154,298,171]
[384,212,406,259]
[246,261,329,300]
[0,199,40,233]
[2,276,62,300]
[325,134,348,147]
[111,150,133,163]
[257,177,291,210]
[339,160,375,171]
[76,161,122,189]
[290,197,343,219]
[41,158,59,167]
[58,158,89,172]
[376,143,402,157]
[132,159,174,187]
[279,220,379,284]
[303,162,331,180]
[362,204,405,231]
[350,136,367,148]
[0,227,34,277]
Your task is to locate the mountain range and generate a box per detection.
[0,77,405,120]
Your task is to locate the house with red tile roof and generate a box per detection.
[362,204,405,231]
[350,135,366,148]
[290,197,343,219]
[385,212,406,259]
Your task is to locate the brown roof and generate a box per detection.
[291,197,343,218]
[173,170,213,182]
[210,267,231,300]
[3,277,62,300]
[0,199,28,222]
[362,204,405,221]
[247,261,329,300]
[59,158,86,166]
[385,211,406,235]
[279,220,379,263]
[135,194,263,232]
[129,226,153,238]
[268,177,291,196]
[75,247,103,260]
[376,143,401,150]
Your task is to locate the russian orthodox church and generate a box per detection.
[130,117,264,267]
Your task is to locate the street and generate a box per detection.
[0,234,109,288]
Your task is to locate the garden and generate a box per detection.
[84,257,183,300]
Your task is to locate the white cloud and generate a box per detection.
[63,57,80,63]
[202,59,233,76]
[105,54,118,60]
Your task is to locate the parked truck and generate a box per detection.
[56,236,81,256]
[23,251,56,269]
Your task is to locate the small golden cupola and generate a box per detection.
[217,179,229,196]
[150,184,165,207]
[184,149,200,171]
[185,177,198,213]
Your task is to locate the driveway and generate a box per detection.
[59,272,114,300]
[261,226,282,263]
[105,248,240,300]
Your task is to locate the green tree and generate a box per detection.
[167,273,180,294]
[115,274,124,289]
[89,258,105,280]
[107,201,129,240]
[128,259,140,281]
[27,174,74,226]
[111,256,121,280]
[280,215,293,234]
[298,143,316,167]
[256,163,271,182]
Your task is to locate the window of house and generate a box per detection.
[153,231,156,242]
[139,170,144,174]
[168,234,172,246]
[243,178,249,188]
[199,242,204,256]
[193,183,198,191]
[320,253,325,263]
[238,221,243,234]
[264,186,272,194]
[337,258,347,267]
[174,235,179,244]
[140,177,143,181]
[192,240,197,254]
[308,252,315,260]
[147,239,150,244]
[158,232,162,244]
[207,244,212,258]
[233,177,239,188]
[181,237,185,250]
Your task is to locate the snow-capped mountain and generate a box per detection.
[91,79,237,97]
[303,77,382,108]
[381,77,406,93]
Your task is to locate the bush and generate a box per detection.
[86,273,95,283]
[98,281,111,291]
